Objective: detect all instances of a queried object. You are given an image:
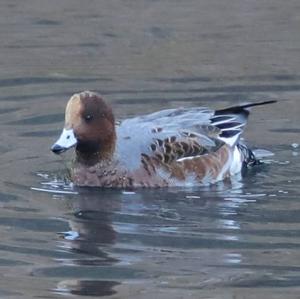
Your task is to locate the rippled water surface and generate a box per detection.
[1,0,300,298]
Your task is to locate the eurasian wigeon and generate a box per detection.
[51,91,275,188]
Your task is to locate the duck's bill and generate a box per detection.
[51,128,77,154]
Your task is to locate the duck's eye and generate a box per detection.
[84,114,93,122]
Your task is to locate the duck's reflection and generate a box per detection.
[51,173,264,295]
[56,189,122,297]
[56,279,119,297]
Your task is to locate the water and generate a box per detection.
[1,0,300,298]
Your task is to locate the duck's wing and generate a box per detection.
[116,101,276,169]
[116,107,219,168]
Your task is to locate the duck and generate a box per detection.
[51,90,276,188]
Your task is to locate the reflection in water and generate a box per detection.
[56,279,119,297]
[36,173,261,297]
[54,190,122,297]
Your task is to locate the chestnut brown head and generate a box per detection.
[51,91,116,163]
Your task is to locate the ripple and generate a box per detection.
[31,187,78,195]
[0,77,106,88]
[8,113,63,125]
[32,265,146,279]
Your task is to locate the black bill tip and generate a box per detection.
[51,144,67,155]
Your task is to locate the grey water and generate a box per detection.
[1,0,300,298]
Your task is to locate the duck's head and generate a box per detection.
[51,91,116,164]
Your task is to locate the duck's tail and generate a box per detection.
[215,100,277,116]
[210,100,277,146]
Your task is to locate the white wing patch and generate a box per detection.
[176,155,204,162]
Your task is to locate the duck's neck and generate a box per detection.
[75,139,116,166]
